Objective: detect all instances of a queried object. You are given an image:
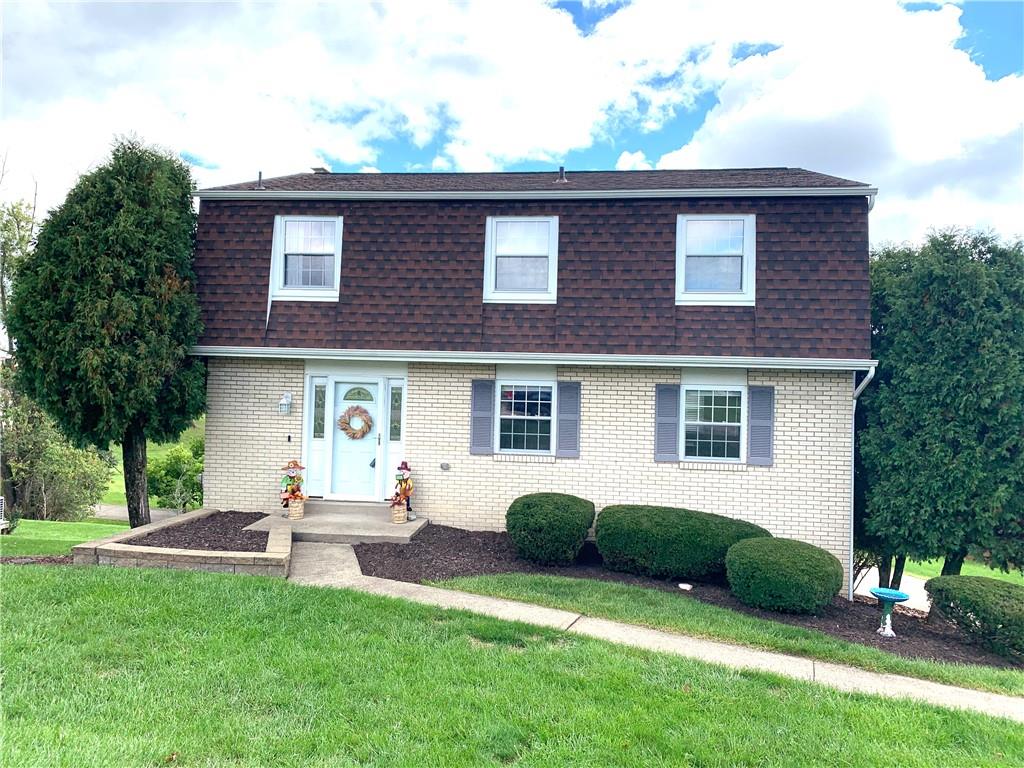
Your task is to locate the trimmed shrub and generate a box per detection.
[726,537,843,614]
[595,505,771,581]
[925,576,1024,661]
[147,445,204,512]
[506,493,595,565]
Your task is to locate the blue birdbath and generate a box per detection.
[870,587,910,637]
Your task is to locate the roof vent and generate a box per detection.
[254,171,265,190]
[555,165,568,183]
[311,166,330,174]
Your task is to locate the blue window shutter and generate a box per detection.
[556,381,581,458]
[747,386,774,466]
[654,384,680,462]
[470,380,495,455]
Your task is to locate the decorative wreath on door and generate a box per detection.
[338,405,373,440]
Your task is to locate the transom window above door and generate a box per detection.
[483,216,558,303]
[269,215,343,302]
[676,214,756,306]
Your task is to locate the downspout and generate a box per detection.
[848,365,876,600]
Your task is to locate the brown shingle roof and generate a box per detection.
[201,167,870,194]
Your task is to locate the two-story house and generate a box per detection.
[192,168,876,592]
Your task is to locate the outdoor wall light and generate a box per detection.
[278,392,293,415]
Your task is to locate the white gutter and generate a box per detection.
[195,186,878,201]
[191,344,876,371]
[848,364,876,600]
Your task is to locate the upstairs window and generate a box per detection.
[483,216,558,303]
[270,215,343,301]
[676,214,756,306]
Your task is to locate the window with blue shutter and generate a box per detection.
[654,384,680,462]
[470,380,495,455]
[747,386,775,466]
[556,381,581,458]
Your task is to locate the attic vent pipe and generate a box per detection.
[556,165,568,183]
[255,171,265,190]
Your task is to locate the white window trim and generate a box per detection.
[680,384,747,463]
[675,213,756,306]
[269,215,343,301]
[483,216,558,304]
[494,379,558,456]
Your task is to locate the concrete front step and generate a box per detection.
[245,500,428,544]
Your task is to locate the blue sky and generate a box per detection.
[2,1,1022,243]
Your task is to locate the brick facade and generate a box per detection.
[203,357,854,586]
[204,357,305,513]
[405,363,853,586]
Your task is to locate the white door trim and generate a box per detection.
[324,376,385,502]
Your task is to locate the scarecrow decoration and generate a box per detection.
[390,461,414,524]
[280,460,306,509]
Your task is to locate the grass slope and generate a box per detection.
[101,417,205,505]
[0,518,129,557]
[2,566,1022,767]
[440,573,1024,697]
[905,558,1024,587]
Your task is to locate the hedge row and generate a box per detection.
[595,505,771,580]
[505,496,844,615]
[926,575,1024,661]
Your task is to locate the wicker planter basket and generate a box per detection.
[391,505,407,524]
[287,499,305,520]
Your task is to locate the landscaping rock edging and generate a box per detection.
[71,508,291,577]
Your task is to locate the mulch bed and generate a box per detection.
[127,511,269,552]
[355,524,1019,670]
[0,555,72,566]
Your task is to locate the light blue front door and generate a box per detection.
[331,382,380,499]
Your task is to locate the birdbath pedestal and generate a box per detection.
[869,587,910,638]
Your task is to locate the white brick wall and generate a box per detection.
[406,364,853,584]
[204,357,304,513]
[203,358,854,584]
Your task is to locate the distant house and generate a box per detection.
[192,167,876,592]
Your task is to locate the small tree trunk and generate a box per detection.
[941,549,967,576]
[889,554,906,591]
[878,555,892,589]
[122,421,150,528]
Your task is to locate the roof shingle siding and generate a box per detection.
[194,196,870,359]
[202,167,869,194]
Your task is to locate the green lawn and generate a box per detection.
[101,417,205,505]
[439,573,1024,697]
[1,567,1021,767]
[904,558,1024,587]
[0,518,129,557]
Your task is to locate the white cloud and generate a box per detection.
[615,150,652,170]
[358,166,382,174]
[0,0,1020,244]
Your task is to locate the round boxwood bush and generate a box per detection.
[926,575,1024,661]
[725,537,843,614]
[594,505,771,581]
[505,493,596,565]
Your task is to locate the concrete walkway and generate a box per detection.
[288,542,1024,724]
[92,504,177,523]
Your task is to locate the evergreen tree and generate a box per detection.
[8,138,205,527]
[859,230,1024,577]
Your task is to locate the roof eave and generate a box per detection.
[195,186,877,201]
[191,345,877,371]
